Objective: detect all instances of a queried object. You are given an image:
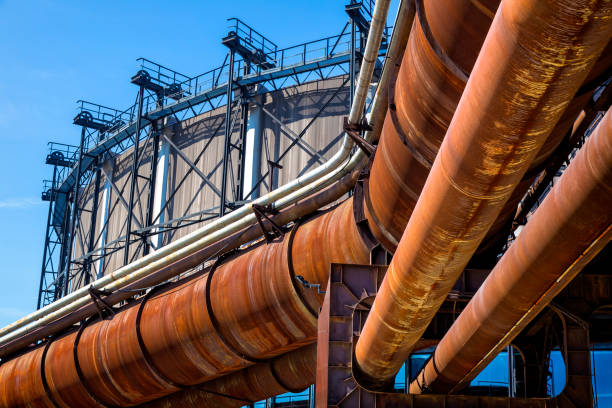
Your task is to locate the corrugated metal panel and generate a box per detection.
[73,75,350,277]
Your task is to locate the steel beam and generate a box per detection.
[64,126,87,296]
[220,49,235,217]
[160,133,222,197]
[124,85,145,265]
[84,166,101,284]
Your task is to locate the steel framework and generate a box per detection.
[37,1,387,309]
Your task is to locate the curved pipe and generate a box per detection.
[410,107,612,394]
[0,0,395,346]
[355,0,612,385]
[365,0,612,256]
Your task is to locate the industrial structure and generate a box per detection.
[0,0,611,407]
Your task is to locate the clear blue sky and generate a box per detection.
[0,0,399,327]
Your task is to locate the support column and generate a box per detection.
[151,130,170,249]
[220,49,235,216]
[94,160,112,278]
[64,126,86,296]
[37,165,57,309]
[349,14,356,106]
[84,166,101,284]
[143,126,160,256]
[124,85,145,265]
[243,89,264,200]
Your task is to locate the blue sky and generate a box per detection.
[0,0,399,326]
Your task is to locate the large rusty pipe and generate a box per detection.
[139,344,316,408]
[0,169,360,359]
[365,0,500,251]
[410,107,612,395]
[365,0,611,257]
[355,0,612,385]
[0,196,369,407]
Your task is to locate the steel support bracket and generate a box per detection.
[344,117,376,157]
[252,203,284,243]
[87,287,116,319]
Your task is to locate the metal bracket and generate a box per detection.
[344,116,376,157]
[252,204,284,243]
[295,275,326,294]
[87,287,116,319]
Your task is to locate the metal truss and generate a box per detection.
[37,2,386,307]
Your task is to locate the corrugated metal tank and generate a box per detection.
[71,75,350,281]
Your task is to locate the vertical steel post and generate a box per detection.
[56,192,71,300]
[308,385,315,408]
[349,16,356,106]
[64,126,86,296]
[37,165,57,309]
[84,166,101,284]
[236,94,249,200]
[143,124,160,256]
[508,345,516,397]
[124,85,145,265]
[220,49,235,217]
[405,360,410,392]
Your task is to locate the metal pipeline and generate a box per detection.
[410,107,612,395]
[355,0,612,385]
[2,0,609,405]
[138,344,316,408]
[0,196,369,406]
[364,0,500,251]
[0,0,395,347]
[365,0,612,257]
[0,168,360,359]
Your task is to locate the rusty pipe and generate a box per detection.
[364,0,500,251]
[411,107,612,395]
[0,168,360,360]
[514,80,612,227]
[476,66,612,259]
[365,0,611,257]
[355,0,612,385]
[139,344,316,408]
[0,196,369,407]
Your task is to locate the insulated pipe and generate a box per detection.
[0,10,415,382]
[355,0,612,385]
[410,107,612,395]
[139,344,316,408]
[0,0,412,350]
[0,0,396,346]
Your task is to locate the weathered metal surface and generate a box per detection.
[366,0,611,257]
[410,108,612,395]
[291,198,371,313]
[355,0,612,384]
[316,263,593,407]
[364,0,499,251]
[0,168,360,359]
[0,190,371,406]
[139,344,316,408]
